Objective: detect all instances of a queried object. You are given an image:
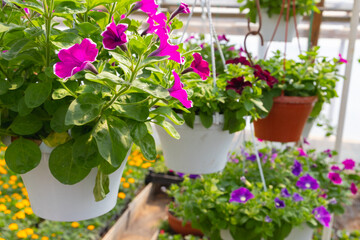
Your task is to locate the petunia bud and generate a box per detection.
[169,2,190,21]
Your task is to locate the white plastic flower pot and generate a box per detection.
[220,224,313,240]
[20,143,129,222]
[155,115,236,174]
[260,9,302,42]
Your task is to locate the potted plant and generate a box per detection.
[155,51,269,174]
[166,142,357,240]
[0,0,200,221]
[251,47,345,142]
[237,0,320,41]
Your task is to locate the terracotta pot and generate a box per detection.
[254,96,317,142]
[167,211,203,237]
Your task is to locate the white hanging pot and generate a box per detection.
[260,9,302,42]
[155,115,236,174]
[21,142,129,222]
[220,223,313,240]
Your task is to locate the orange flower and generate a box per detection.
[141,162,152,169]
[87,225,95,231]
[2,183,9,189]
[0,204,7,211]
[120,177,125,182]
[128,178,135,183]
[8,223,18,231]
[41,237,49,240]
[122,182,130,188]
[24,207,34,215]
[31,234,39,239]
[16,230,28,239]
[71,222,80,228]
[15,202,25,209]
[118,192,126,199]
[25,228,34,235]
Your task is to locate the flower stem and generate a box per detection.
[60,81,77,99]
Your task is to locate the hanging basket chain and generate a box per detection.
[205,0,217,87]
[180,0,198,43]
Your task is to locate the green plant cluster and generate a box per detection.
[0,0,196,200]
[257,47,344,119]
[237,0,320,23]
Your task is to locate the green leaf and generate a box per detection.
[110,52,132,76]
[51,105,73,132]
[65,93,105,126]
[52,32,82,49]
[92,117,132,168]
[130,122,148,142]
[0,23,12,33]
[76,22,100,36]
[72,133,102,169]
[2,38,30,60]
[53,1,87,15]
[250,99,267,112]
[49,140,91,185]
[154,117,180,139]
[244,99,254,111]
[93,169,110,202]
[10,0,44,14]
[129,36,147,55]
[85,71,125,85]
[112,103,149,122]
[0,79,10,95]
[5,138,41,174]
[200,112,213,128]
[11,114,42,135]
[24,81,52,108]
[137,133,156,160]
[139,56,168,68]
[183,110,195,128]
[150,106,184,125]
[52,88,72,100]
[132,79,169,98]
[18,97,33,116]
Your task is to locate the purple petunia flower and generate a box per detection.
[270,153,277,163]
[329,198,337,205]
[330,165,341,171]
[149,28,184,64]
[323,149,333,158]
[218,34,229,42]
[189,53,210,80]
[303,137,310,145]
[296,174,319,190]
[101,21,128,50]
[281,188,291,198]
[312,206,331,227]
[328,172,342,185]
[291,160,302,176]
[246,154,256,162]
[292,193,303,202]
[297,148,308,157]
[169,2,190,21]
[133,0,159,16]
[274,197,285,208]
[240,176,246,183]
[229,187,254,204]
[226,76,252,95]
[168,70,192,108]
[54,38,98,80]
[342,159,355,170]
[338,53,348,64]
[265,216,272,222]
[351,182,358,195]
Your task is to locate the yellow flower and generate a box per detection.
[17,230,28,239]
[2,183,9,189]
[0,159,5,166]
[127,178,135,183]
[18,183,24,188]
[10,175,18,181]
[22,199,30,207]
[8,180,15,185]
[24,207,33,215]
[128,161,136,166]
[0,237,6,240]
[122,182,130,188]
[0,204,7,211]
[25,228,34,235]
[14,211,26,219]
[8,223,18,231]
[71,222,80,228]
[0,198,5,203]
[0,180,3,185]
[118,192,126,199]
[141,162,152,169]
[11,193,22,200]
[15,202,25,209]
[31,234,39,239]
[51,233,56,237]
[4,210,11,214]
[41,237,49,240]
[120,177,125,182]
[0,166,7,174]
[87,225,95,231]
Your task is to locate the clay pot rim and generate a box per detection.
[274,95,318,104]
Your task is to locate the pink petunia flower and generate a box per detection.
[148,28,184,64]
[338,53,348,64]
[101,21,128,50]
[145,12,170,35]
[168,70,192,108]
[133,0,159,16]
[328,172,342,185]
[54,38,98,80]
[228,46,235,51]
[218,34,229,42]
[323,149,333,158]
[297,148,308,157]
[24,8,29,14]
[190,53,210,80]
[351,182,358,195]
[342,159,355,170]
[120,14,126,19]
[330,165,341,171]
[169,2,190,21]
[303,137,310,145]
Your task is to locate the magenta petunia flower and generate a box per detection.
[319,192,327,199]
[148,28,184,64]
[328,172,342,185]
[274,197,285,208]
[226,76,252,95]
[145,12,170,35]
[296,174,319,190]
[281,188,291,198]
[133,0,159,16]
[228,46,235,51]
[292,160,302,176]
[297,148,308,157]
[303,137,310,145]
[189,53,210,80]
[101,21,128,50]
[323,149,333,158]
[330,165,341,171]
[169,2,190,21]
[218,34,229,42]
[229,187,254,204]
[226,57,250,66]
[184,36,195,43]
[168,70,192,108]
[351,182,358,195]
[54,38,98,80]
[342,159,355,170]
[338,53,348,64]
[312,206,331,227]
[200,43,205,49]
[292,193,303,202]
[24,8,29,14]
